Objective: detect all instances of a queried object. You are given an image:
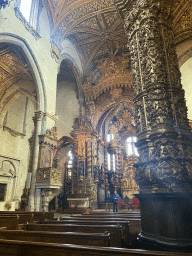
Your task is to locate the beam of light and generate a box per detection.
[20,0,32,21]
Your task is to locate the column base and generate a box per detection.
[136,192,192,252]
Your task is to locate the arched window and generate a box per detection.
[20,0,32,21]
[107,133,114,142]
[107,153,115,171]
[126,137,139,156]
[67,150,73,168]
[67,150,73,178]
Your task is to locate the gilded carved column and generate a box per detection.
[87,140,92,177]
[28,111,43,211]
[115,0,192,193]
[115,0,192,250]
[104,143,108,171]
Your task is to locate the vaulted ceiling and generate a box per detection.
[43,0,128,73]
[0,44,32,102]
[43,0,192,74]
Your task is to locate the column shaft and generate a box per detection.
[115,0,192,193]
[28,111,43,211]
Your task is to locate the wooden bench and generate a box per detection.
[0,216,19,230]
[0,211,54,223]
[0,239,189,256]
[43,219,129,244]
[85,212,141,216]
[0,229,110,247]
[77,214,141,219]
[59,216,141,222]
[26,223,122,247]
[57,216,141,246]
[0,213,34,226]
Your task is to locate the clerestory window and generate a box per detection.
[126,137,139,156]
[20,0,32,21]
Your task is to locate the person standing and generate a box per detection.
[105,191,112,211]
[113,191,120,212]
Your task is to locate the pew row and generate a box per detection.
[0,229,110,247]
[0,216,19,230]
[0,239,189,256]
[26,223,122,247]
[43,219,129,244]
[66,214,141,219]
[0,213,34,224]
[0,211,54,222]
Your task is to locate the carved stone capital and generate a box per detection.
[32,111,44,125]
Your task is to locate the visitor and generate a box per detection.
[113,191,120,212]
[105,191,112,211]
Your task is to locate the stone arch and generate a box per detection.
[178,46,192,68]
[0,33,46,113]
[59,53,83,100]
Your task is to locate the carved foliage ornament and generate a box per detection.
[46,127,58,139]
[83,55,132,101]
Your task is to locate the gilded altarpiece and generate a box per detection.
[81,55,139,203]
[69,118,98,209]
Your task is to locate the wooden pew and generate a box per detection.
[57,216,141,246]
[32,212,54,222]
[0,213,34,225]
[0,229,110,247]
[0,239,189,256]
[43,219,129,244]
[0,211,54,223]
[70,214,141,219]
[84,212,141,216]
[59,216,141,223]
[0,216,19,230]
[26,223,122,247]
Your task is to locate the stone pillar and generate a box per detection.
[35,188,41,212]
[115,0,192,250]
[28,111,43,211]
[42,190,52,212]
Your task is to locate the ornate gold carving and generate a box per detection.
[0,44,32,101]
[83,55,132,101]
[36,167,61,184]
[121,156,139,191]
[4,202,12,211]
[115,0,192,192]
[46,126,58,139]
[110,88,122,99]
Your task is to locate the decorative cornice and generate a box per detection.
[14,7,41,41]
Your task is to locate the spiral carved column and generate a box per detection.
[115,0,192,250]
[87,140,92,177]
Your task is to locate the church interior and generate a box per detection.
[0,0,192,254]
